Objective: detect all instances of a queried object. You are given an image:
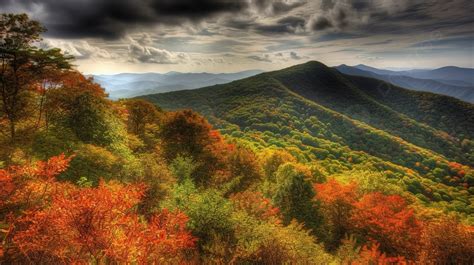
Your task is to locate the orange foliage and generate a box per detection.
[0,170,15,208]
[60,71,107,98]
[352,243,409,265]
[314,179,358,205]
[1,154,73,210]
[12,181,195,264]
[314,179,359,250]
[1,155,195,264]
[418,217,474,264]
[351,193,421,258]
[230,191,280,222]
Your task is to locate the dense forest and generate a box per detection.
[1,14,473,264]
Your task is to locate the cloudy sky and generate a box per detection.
[2,0,473,74]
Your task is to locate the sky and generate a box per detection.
[2,0,473,74]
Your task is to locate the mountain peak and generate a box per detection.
[275,61,331,74]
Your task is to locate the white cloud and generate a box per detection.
[39,39,114,60]
[128,36,189,64]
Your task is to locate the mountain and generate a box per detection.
[142,61,474,218]
[337,64,474,103]
[92,70,263,99]
[354,64,474,84]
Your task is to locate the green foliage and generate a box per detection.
[272,163,322,233]
[68,93,127,151]
[231,212,334,264]
[31,127,78,159]
[143,61,473,218]
[225,145,262,194]
[1,17,473,263]
[169,155,197,183]
[61,144,119,184]
[0,14,72,156]
[163,182,235,247]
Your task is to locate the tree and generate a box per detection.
[159,110,230,186]
[0,14,71,144]
[314,179,358,250]
[418,217,474,264]
[43,71,106,129]
[223,145,262,194]
[350,192,421,258]
[272,163,321,233]
[230,191,280,222]
[123,99,161,136]
[160,109,214,161]
[1,155,195,264]
[259,149,296,181]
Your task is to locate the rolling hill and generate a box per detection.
[142,61,474,219]
[92,70,263,99]
[336,64,474,103]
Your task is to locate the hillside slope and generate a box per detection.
[142,61,474,217]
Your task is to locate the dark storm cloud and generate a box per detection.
[252,0,306,14]
[2,0,249,39]
[1,0,305,39]
[310,16,332,31]
[313,0,473,33]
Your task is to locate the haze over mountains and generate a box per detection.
[92,70,263,99]
[336,64,474,103]
[92,63,474,104]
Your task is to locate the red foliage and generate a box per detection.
[314,179,359,249]
[314,179,358,205]
[135,209,196,263]
[351,193,421,258]
[12,182,195,263]
[1,155,195,264]
[0,170,15,208]
[1,154,72,210]
[448,161,463,170]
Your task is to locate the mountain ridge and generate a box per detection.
[141,61,473,218]
[337,64,474,103]
[92,70,264,98]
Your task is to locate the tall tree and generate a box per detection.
[0,14,71,144]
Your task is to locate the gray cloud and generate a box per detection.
[2,0,472,71]
[290,51,302,60]
[247,54,272,62]
[1,0,306,39]
[310,16,333,31]
[248,51,305,63]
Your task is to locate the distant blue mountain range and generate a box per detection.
[336,64,474,103]
[91,70,263,99]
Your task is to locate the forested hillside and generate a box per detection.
[144,61,474,219]
[1,14,473,264]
